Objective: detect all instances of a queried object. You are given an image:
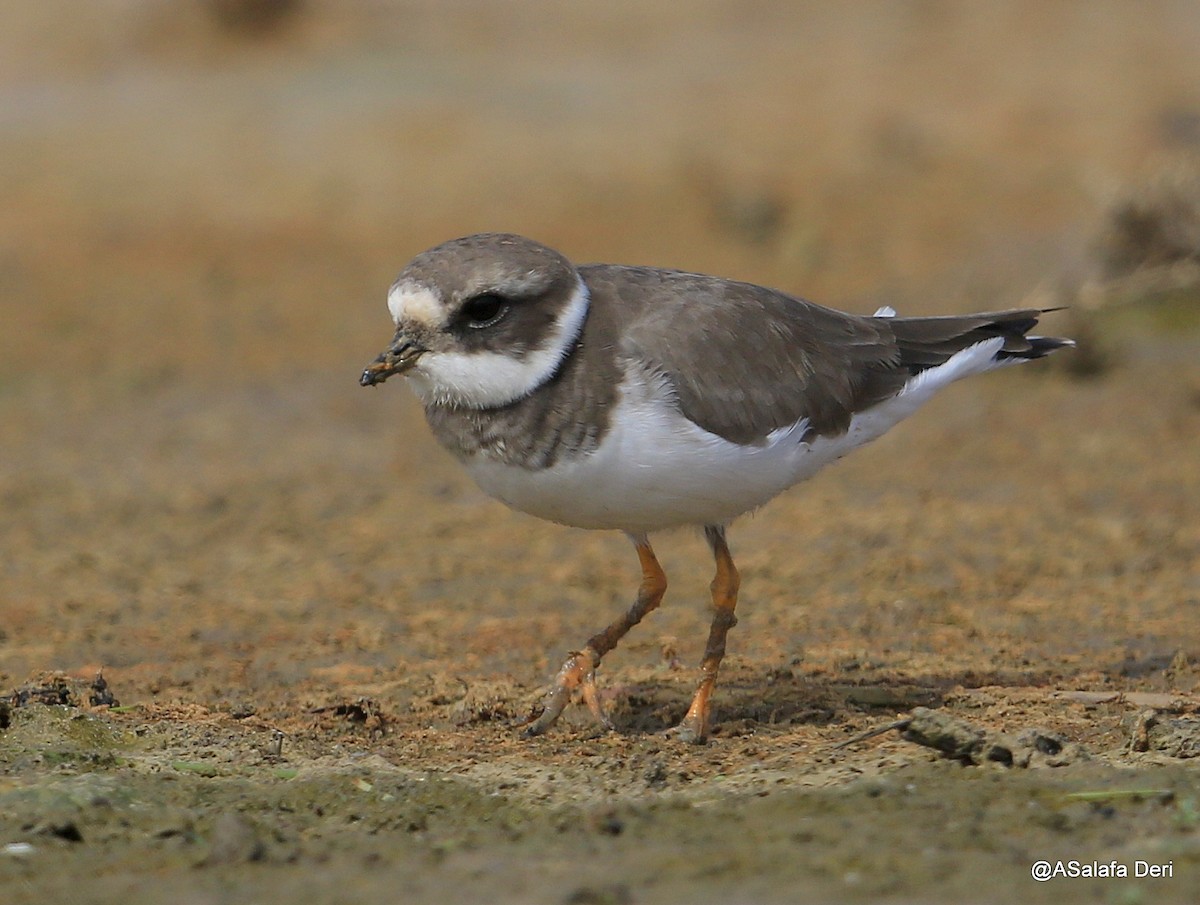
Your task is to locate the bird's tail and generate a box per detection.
[874,307,1074,374]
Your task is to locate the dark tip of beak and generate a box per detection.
[360,356,396,387]
[360,337,426,388]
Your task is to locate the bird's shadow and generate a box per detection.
[599,663,1061,738]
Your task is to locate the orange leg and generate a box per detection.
[522,536,668,737]
[671,525,740,744]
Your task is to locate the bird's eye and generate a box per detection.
[461,293,510,329]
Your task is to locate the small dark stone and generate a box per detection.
[46,821,84,843]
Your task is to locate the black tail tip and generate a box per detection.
[1000,335,1076,361]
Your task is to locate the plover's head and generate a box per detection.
[361,233,590,408]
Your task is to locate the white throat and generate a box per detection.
[406,277,590,409]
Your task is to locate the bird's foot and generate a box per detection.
[664,718,707,745]
[520,647,614,737]
[664,676,715,745]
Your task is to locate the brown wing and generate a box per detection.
[583,265,904,444]
[582,264,1068,445]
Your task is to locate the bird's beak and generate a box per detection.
[360,330,427,387]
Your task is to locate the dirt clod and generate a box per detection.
[89,673,118,708]
[11,673,78,709]
[897,707,1086,768]
[1144,718,1200,758]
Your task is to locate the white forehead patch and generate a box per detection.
[405,277,591,409]
[387,283,445,328]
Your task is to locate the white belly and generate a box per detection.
[464,339,1008,534]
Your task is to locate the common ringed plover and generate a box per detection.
[362,233,1072,743]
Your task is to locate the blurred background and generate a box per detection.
[5,0,1200,384]
[2,0,1199,708]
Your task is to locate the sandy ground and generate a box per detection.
[3,2,1200,903]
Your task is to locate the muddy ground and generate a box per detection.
[3,3,1200,903]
